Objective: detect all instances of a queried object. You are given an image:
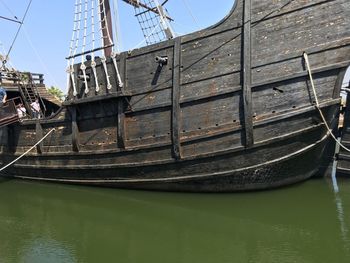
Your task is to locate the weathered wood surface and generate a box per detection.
[1,0,349,191]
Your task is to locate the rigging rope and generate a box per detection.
[180,0,200,30]
[0,128,55,173]
[99,0,114,46]
[134,0,167,45]
[98,0,112,90]
[22,25,59,88]
[154,0,174,38]
[131,22,161,50]
[81,0,90,94]
[0,41,15,69]
[112,0,122,52]
[110,0,124,88]
[303,52,350,153]
[66,0,82,96]
[65,0,122,94]
[91,0,101,92]
[2,0,33,70]
[0,0,18,20]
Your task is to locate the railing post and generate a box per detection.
[39,74,44,84]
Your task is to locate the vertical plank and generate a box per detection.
[117,52,126,149]
[35,120,43,154]
[7,126,14,153]
[70,106,80,152]
[172,38,182,160]
[242,0,254,147]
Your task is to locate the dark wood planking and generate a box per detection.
[9,124,327,177]
[251,0,350,69]
[180,28,242,85]
[252,71,340,117]
[252,46,350,85]
[181,93,242,135]
[252,0,331,21]
[125,47,174,94]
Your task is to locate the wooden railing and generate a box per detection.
[0,97,23,127]
[30,73,44,85]
[0,71,44,85]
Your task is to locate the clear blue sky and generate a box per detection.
[0,0,349,93]
[0,0,233,92]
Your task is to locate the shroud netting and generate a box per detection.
[133,0,174,45]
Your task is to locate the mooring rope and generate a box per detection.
[0,128,55,173]
[303,52,350,153]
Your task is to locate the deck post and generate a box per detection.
[242,0,254,147]
[39,74,44,85]
[172,38,182,160]
[117,53,126,149]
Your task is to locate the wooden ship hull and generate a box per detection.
[1,0,350,192]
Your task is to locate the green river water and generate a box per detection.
[0,178,350,263]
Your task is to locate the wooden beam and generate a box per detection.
[121,0,173,21]
[172,38,182,160]
[69,107,80,152]
[0,15,21,24]
[35,121,43,154]
[242,0,254,147]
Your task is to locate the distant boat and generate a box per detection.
[0,0,349,192]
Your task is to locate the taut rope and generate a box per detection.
[303,52,350,153]
[0,128,55,173]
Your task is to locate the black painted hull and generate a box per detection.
[1,106,338,192]
[9,133,331,192]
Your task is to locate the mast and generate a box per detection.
[100,0,113,57]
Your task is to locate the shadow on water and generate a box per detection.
[0,178,350,263]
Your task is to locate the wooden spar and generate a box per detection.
[0,15,22,24]
[121,0,173,21]
[100,0,113,57]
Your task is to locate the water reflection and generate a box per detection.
[21,238,76,263]
[0,178,350,263]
